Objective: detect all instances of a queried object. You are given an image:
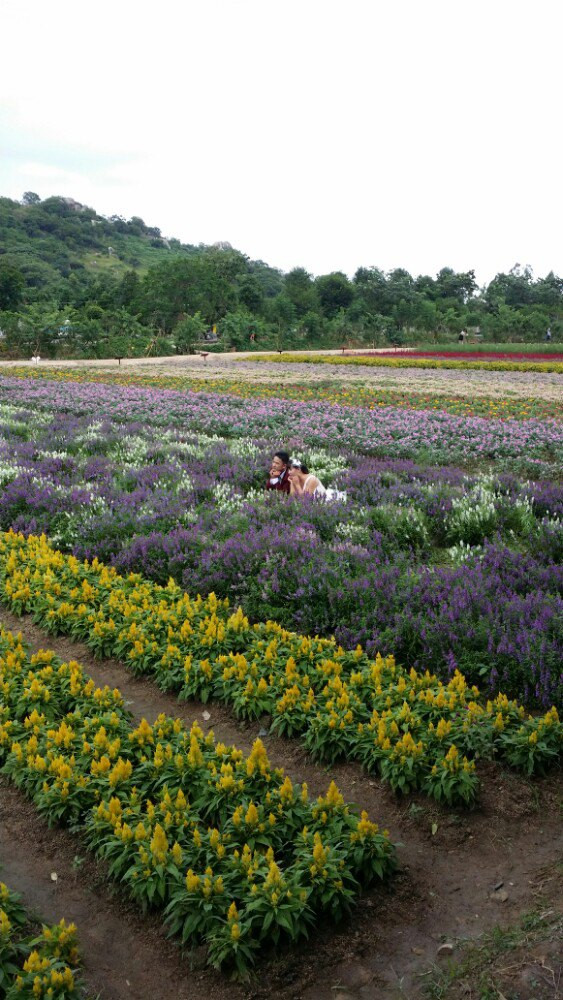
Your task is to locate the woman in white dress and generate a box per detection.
[288,459,327,498]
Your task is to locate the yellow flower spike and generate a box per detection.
[185,869,200,892]
[245,803,259,826]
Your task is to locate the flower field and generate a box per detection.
[375,350,563,362]
[1,531,561,795]
[0,365,561,992]
[0,879,83,999]
[238,353,563,374]
[0,375,561,707]
[5,365,561,420]
[0,624,395,974]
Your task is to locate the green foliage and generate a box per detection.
[0,194,561,356]
[0,260,25,310]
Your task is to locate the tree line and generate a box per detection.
[0,193,561,357]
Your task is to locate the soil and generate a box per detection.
[0,354,560,401]
[0,608,561,1000]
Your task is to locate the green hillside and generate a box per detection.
[0,192,561,358]
[0,194,198,299]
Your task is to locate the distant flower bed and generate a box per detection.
[4,368,560,422]
[246,354,563,373]
[375,350,563,362]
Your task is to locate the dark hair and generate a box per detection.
[290,459,309,474]
[274,451,290,466]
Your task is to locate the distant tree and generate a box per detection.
[174,312,207,352]
[435,267,477,304]
[385,269,416,309]
[22,191,41,206]
[115,270,140,309]
[237,274,264,313]
[266,294,296,332]
[353,267,388,315]
[315,272,354,317]
[531,271,563,309]
[219,309,269,350]
[285,267,319,317]
[249,260,284,298]
[0,261,25,310]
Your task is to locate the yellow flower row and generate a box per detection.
[0,531,560,805]
[0,623,395,971]
[242,353,563,374]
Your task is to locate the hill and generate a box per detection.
[0,193,561,357]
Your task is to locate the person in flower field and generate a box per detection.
[266,450,291,493]
[288,458,327,498]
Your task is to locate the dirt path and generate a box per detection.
[1,354,560,401]
[1,609,561,1000]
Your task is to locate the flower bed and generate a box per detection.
[3,367,562,421]
[243,354,563,373]
[0,375,560,468]
[375,350,563,362]
[0,625,395,975]
[1,533,560,801]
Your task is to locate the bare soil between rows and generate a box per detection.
[0,608,561,1000]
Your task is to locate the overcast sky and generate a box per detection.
[1,0,561,285]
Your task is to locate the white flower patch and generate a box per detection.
[107,435,150,468]
[212,483,246,514]
[0,459,22,486]
[334,520,370,545]
[448,540,484,565]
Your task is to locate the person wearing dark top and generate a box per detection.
[266,450,291,493]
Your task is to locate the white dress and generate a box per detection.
[302,473,327,498]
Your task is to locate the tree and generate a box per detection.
[285,267,319,317]
[174,312,207,352]
[0,261,25,310]
[435,267,477,305]
[353,267,388,315]
[115,271,140,309]
[315,272,354,317]
[237,274,264,313]
[22,191,41,206]
[219,309,270,350]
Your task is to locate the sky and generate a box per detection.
[1,0,561,286]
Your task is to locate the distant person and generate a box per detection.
[288,459,327,498]
[266,450,291,493]
[545,327,552,342]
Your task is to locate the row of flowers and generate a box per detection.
[1,532,560,807]
[375,350,563,363]
[0,626,395,975]
[0,376,560,470]
[242,353,563,374]
[0,880,82,999]
[4,366,562,422]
